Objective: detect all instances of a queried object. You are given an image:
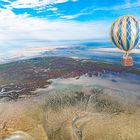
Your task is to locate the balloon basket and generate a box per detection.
[121,56,133,67]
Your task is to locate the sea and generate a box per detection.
[43,41,140,68]
[0,40,140,67]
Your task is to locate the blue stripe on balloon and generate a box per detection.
[111,24,118,47]
[111,33,117,47]
[117,21,121,46]
[133,36,139,49]
[126,17,131,50]
[132,17,139,49]
[118,19,125,50]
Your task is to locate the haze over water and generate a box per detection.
[1,41,140,68]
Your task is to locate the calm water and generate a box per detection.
[43,41,140,67]
[1,41,140,67]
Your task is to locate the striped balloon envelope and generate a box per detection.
[110,15,140,52]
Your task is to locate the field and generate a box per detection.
[0,87,140,140]
[0,57,140,140]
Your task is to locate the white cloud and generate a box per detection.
[2,0,75,9]
[60,14,79,19]
[60,12,86,19]
[0,9,110,62]
[47,7,58,11]
[60,0,140,20]
[0,9,109,41]
[71,0,78,1]
[1,0,11,3]
[94,1,140,11]
[1,0,77,15]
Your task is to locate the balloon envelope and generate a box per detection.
[110,15,140,52]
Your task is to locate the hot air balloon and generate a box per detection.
[110,15,140,66]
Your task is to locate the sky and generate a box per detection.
[0,0,140,61]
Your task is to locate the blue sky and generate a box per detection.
[1,0,140,21]
[1,0,140,20]
[0,0,140,61]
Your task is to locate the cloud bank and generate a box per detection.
[0,9,110,47]
[2,0,77,9]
